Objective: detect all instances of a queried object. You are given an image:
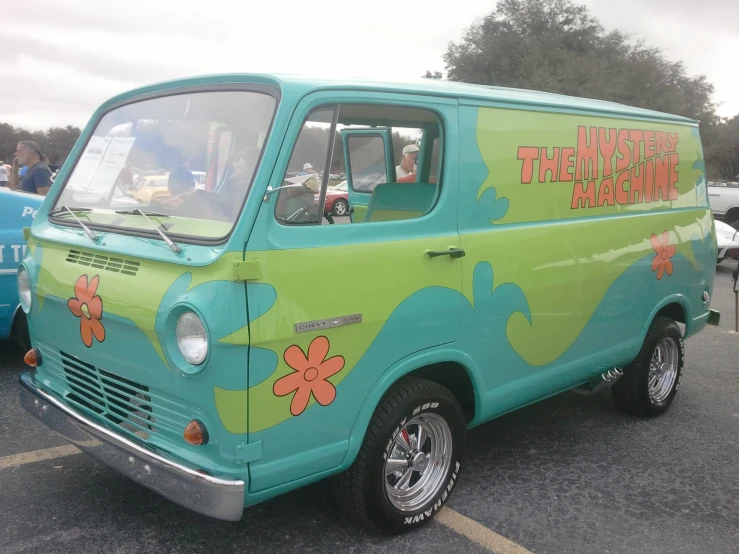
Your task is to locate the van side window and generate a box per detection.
[345,135,388,194]
[340,106,442,224]
[275,108,336,225]
[274,104,442,226]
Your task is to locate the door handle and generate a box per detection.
[426,247,466,259]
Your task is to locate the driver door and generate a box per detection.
[340,128,393,222]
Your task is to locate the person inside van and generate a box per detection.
[167,157,195,197]
[395,143,419,180]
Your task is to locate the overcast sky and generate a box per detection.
[3,0,737,130]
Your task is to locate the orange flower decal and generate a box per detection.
[651,231,676,280]
[67,275,105,347]
[273,336,345,416]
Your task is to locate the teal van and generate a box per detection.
[18,74,719,531]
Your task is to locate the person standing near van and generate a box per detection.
[8,141,52,196]
[300,162,320,193]
[0,162,9,187]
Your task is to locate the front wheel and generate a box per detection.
[332,378,466,533]
[332,199,348,216]
[612,316,684,417]
[12,311,30,354]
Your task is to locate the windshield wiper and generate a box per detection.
[117,208,181,254]
[115,209,169,217]
[49,205,98,242]
[48,206,92,217]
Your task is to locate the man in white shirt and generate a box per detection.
[0,162,9,187]
[396,144,419,179]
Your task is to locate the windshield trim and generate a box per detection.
[48,83,281,247]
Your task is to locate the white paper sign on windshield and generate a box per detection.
[87,137,136,194]
[65,136,110,191]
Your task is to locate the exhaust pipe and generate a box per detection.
[571,367,624,395]
[601,367,624,382]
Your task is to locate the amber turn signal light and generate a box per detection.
[24,348,41,367]
[184,420,208,446]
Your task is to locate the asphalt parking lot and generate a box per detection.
[1,265,738,554]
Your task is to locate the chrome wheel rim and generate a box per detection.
[334,201,347,215]
[648,337,679,403]
[383,412,453,512]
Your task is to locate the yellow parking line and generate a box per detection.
[438,508,533,554]
[1,446,530,554]
[0,445,80,470]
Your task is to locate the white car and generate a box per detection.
[708,181,739,229]
[716,219,739,264]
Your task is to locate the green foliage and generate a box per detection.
[428,0,737,178]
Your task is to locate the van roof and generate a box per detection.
[112,73,699,125]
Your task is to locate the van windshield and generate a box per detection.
[52,90,276,241]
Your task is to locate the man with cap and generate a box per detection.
[396,143,419,179]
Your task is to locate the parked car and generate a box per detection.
[130,174,171,203]
[131,173,208,202]
[321,180,349,215]
[708,181,739,229]
[716,219,739,264]
[0,187,42,349]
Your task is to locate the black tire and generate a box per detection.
[332,199,348,216]
[612,316,684,417]
[728,218,739,232]
[12,311,30,354]
[332,377,466,533]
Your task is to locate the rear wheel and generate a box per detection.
[332,378,466,533]
[612,316,684,417]
[727,218,739,231]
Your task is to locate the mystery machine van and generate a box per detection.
[18,75,719,531]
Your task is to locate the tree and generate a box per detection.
[432,0,738,178]
[441,0,716,121]
[704,115,739,181]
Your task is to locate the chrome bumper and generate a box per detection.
[19,372,245,521]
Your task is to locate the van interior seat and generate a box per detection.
[364,182,439,223]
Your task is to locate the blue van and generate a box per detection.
[1,187,42,347]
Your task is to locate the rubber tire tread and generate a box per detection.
[612,316,683,417]
[331,377,459,531]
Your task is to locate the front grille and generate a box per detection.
[60,352,157,440]
[66,249,140,276]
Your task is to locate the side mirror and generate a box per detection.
[263,183,310,202]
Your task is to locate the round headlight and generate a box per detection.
[176,312,208,365]
[17,266,32,312]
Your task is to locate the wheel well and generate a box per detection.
[726,207,739,223]
[656,302,686,325]
[406,362,476,423]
